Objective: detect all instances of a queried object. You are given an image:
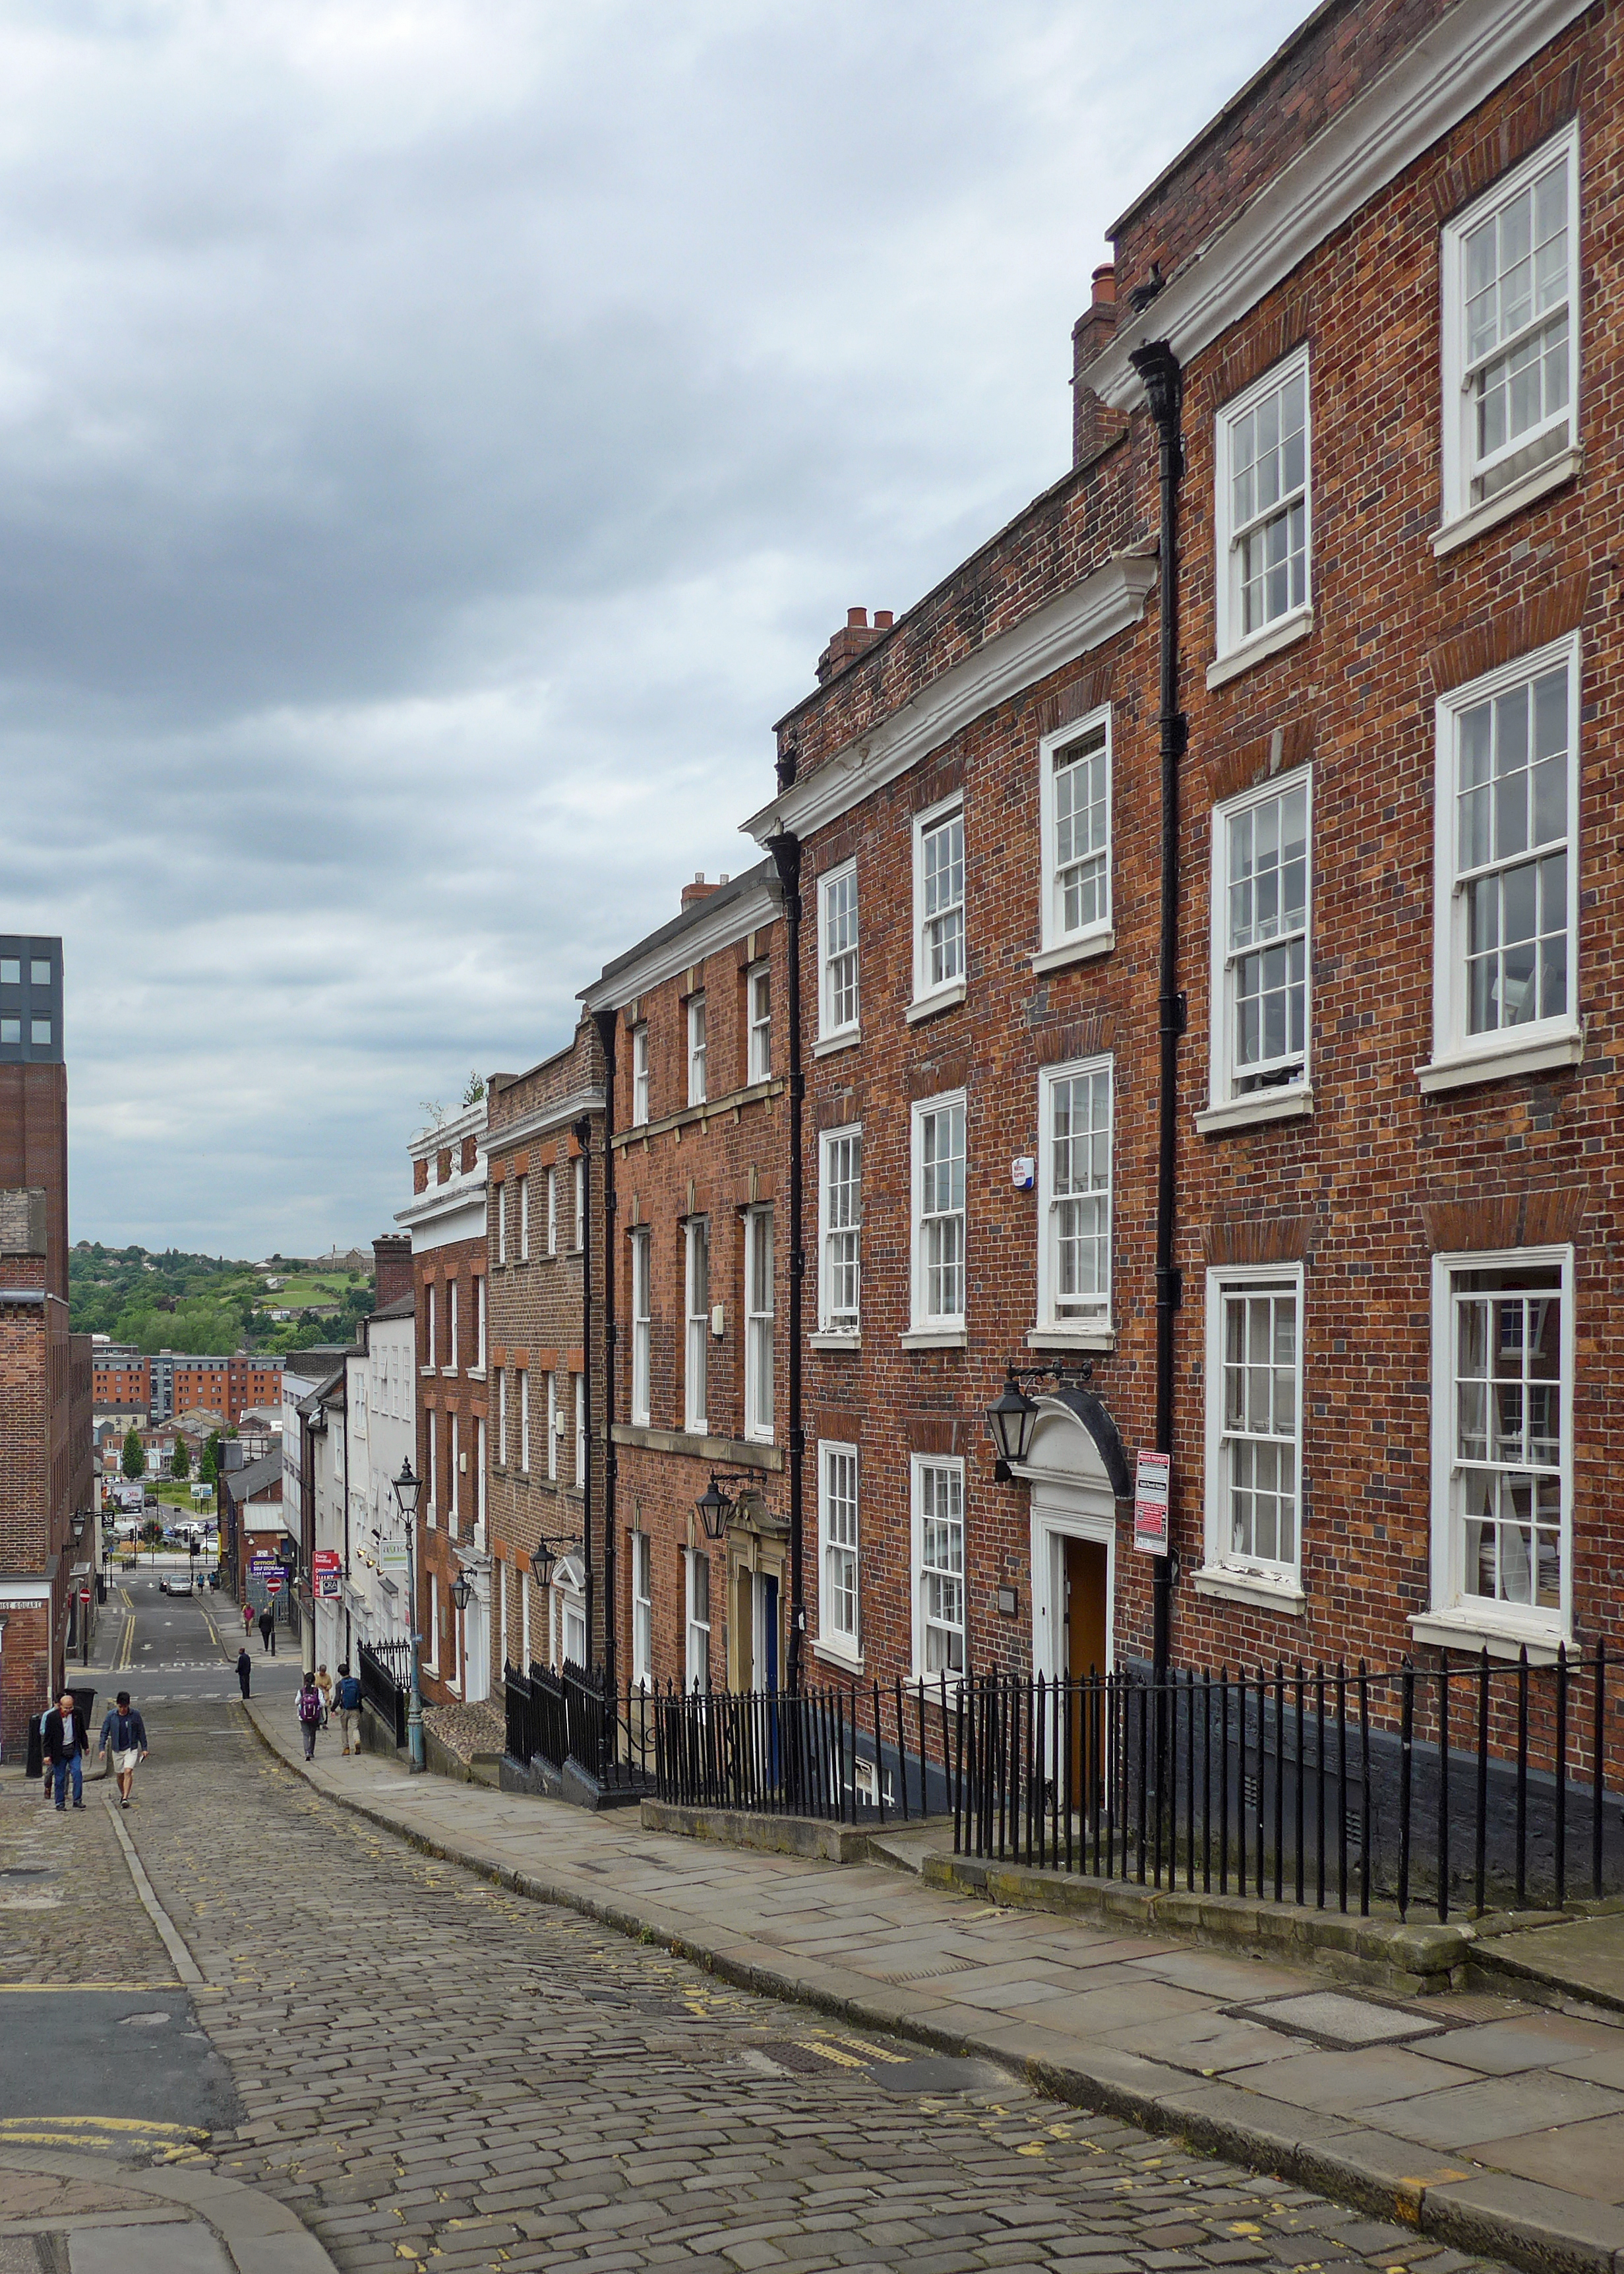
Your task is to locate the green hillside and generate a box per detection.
[70,1245,375,1356]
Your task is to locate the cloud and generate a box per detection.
[0,0,1307,1256]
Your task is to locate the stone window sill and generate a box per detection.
[1032,931,1114,975]
[906,979,967,1026]
[813,1640,864,1676]
[900,1328,967,1351]
[1417,1026,1583,1094]
[1431,446,1581,559]
[1206,606,1313,691]
[813,1029,861,1059]
[809,1332,861,1353]
[1195,1085,1313,1135]
[1408,1611,1565,1666]
[1026,1327,1115,1353]
[1192,1564,1306,1614]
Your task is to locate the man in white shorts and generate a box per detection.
[98,1690,149,1808]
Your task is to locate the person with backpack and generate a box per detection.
[296,1671,325,1760]
[97,1692,148,1809]
[334,1663,363,1755]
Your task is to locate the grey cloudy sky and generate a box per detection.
[1,0,1305,1258]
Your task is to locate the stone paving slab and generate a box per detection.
[243,1704,1624,2274]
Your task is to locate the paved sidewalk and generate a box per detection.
[244,1704,1624,2274]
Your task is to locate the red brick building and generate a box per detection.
[92,1347,150,1411]
[484,1021,605,1688]
[0,942,94,1754]
[708,0,1624,1824]
[396,1101,487,1706]
[1072,0,1621,1698]
[581,865,789,1697]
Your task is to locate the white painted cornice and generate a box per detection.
[406,1099,487,1164]
[580,877,781,1014]
[741,551,1158,849]
[486,1088,605,1156]
[1089,0,1590,411]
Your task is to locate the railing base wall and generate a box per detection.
[642,1797,897,1863]
[923,1849,1472,1996]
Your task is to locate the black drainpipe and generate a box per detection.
[588,1018,618,1698]
[1129,338,1185,1694]
[766,826,804,1694]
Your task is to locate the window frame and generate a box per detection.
[1428,631,1582,1084]
[1201,1261,1306,1600]
[684,1216,709,1436]
[546,1167,557,1256]
[1038,708,1113,958]
[910,1091,967,1334]
[498,1367,508,1467]
[743,1204,774,1444]
[684,1548,710,1692]
[630,1229,652,1428]
[631,1532,653,1689]
[1428,1243,1573,1645]
[1439,124,1580,536]
[546,1372,558,1483]
[747,962,772,1083]
[495,1182,507,1266]
[1213,345,1313,666]
[818,1440,860,1659]
[631,1024,650,1126]
[687,993,707,1107]
[519,1368,530,1473]
[818,1124,862,1337]
[573,1155,585,1250]
[517,1173,529,1261]
[910,1454,966,1682]
[1035,1055,1113,1336]
[818,859,860,1041]
[1208,769,1313,1113]
[574,1371,586,1488]
[911,795,967,1008]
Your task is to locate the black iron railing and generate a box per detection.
[504,1660,654,1794]
[951,1645,1621,1921]
[649,1674,959,1824]
[359,1639,409,1749]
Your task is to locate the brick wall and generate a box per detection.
[591,875,789,1697]
[485,1018,605,1686]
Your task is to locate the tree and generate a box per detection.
[121,1427,146,1480]
[171,1434,191,1482]
[199,1434,218,1486]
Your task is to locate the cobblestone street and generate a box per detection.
[1,1700,1519,2274]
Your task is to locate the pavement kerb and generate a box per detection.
[239,1701,1624,2274]
[0,2145,340,2274]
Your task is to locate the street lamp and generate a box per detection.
[984,1371,1041,1480]
[696,1473,758,1543]
[392,1458,426,1774]
[449,1569,473,1613]
[529,1535,558,1591]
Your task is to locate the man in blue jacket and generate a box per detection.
[98,1691,149,1809]
[334,1663,363,1755]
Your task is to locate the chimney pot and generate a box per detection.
[874,610,893,630]
[1091,263,1116,307]
[846,607,867,630]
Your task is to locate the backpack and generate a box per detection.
[338,1676,362,1711]
[297,1688,322,1725]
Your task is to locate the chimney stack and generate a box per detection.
[373,1233,412,1310]
[816,605,893,686]
[1071,264,1128,468]
[680,873,721,910]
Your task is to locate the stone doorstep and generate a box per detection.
[241,1704,1624,2274]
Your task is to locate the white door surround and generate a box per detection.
[1012,1399,1118,1680]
